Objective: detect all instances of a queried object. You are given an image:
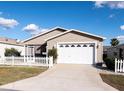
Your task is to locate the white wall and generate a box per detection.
[0,43,24,59]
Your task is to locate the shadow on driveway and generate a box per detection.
[0,88,19,91]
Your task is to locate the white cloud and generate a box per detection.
[117,36,124,41]
[23,24,40,32]
[0,17,19,29]
[109,14,115,18]
[94,1,107,8]
[94,1,124,9]
[120,25,124,30]
[23,24,49,35]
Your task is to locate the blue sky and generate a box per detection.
[0,1,124,45]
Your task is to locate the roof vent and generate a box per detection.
[5,39,8,41]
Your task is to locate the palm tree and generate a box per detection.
[110,38,119,47]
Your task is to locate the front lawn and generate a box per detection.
[100,73,124,91]
[0,66,48,85]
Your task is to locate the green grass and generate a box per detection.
[100,73,124,91]
[0,66,48,85]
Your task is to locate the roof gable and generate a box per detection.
[23,26,68,43]
[46,29,106,41]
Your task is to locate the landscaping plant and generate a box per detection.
[48,47,57,63]
[103,57,115,70]
[4,48,21,57]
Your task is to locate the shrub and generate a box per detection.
[103,57,115,70]
[5,48,21,57]
[103,54,107,60]
[48,47,57,63]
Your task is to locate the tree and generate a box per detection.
[110,38,119,47]
[48,47,57,63]
[5,48,21,57]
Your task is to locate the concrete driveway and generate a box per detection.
[0,64,117,91]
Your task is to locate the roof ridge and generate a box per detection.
[45,29,106,41]
[22,26,68,43]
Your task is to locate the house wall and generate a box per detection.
[23,29,65,45]
[47,32,103,63]
[107,47,117,59]
[107,46,124,59]
[0,43,24,59]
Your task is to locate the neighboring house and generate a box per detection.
[105,44,124,59]
[103,46,111,58]
[23,27,105,64]
[0,37,24,59]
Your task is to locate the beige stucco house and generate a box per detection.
[23,27,105,64]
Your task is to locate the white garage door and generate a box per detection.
[57,43,95,64]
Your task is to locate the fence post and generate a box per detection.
[3,57,5,65]
[12,56,14,66]
[120,60,123,72]
[49,56,53,68]
[46,57,48,67]
[115,58,117,73]
[123,60,124,72]
[24,45,26,63]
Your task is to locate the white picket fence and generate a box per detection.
[0,56,53,68]
[115,58,124,73]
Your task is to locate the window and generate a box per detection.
[77,44,81,47]
[65,45,69,47]
[89,44,94,47]
[83,44,87,47]
[60,45,63,47]
[71,45,75,47]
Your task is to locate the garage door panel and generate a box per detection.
[57,43,95,64]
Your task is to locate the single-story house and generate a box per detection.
[0,37,24,59]
[23,27,105,64]
[104,44,124,59]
